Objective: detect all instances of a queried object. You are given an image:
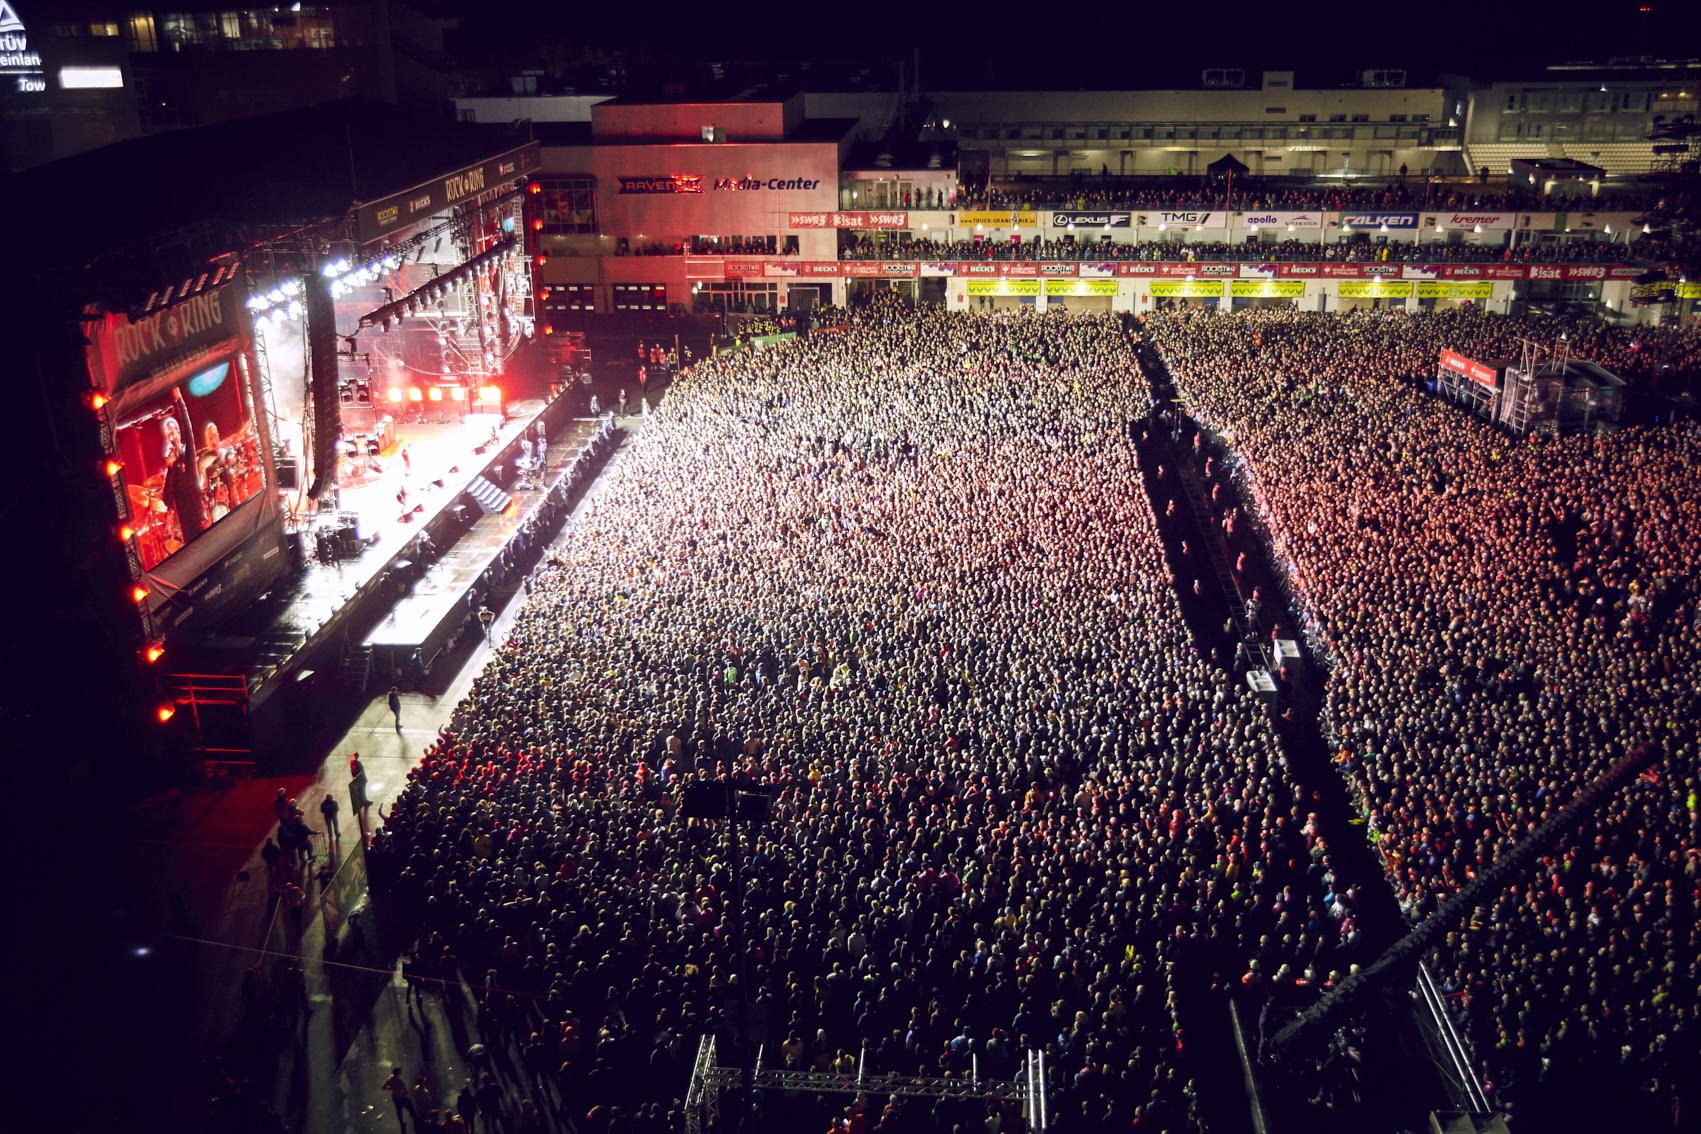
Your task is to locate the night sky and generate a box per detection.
[448,0,1679,89]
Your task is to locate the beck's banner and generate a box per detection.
[1230,280,1306,297]
[1051,212,1132,228]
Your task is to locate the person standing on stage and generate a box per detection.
[388,686,403,734]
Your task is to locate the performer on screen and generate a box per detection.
[162,391,209,543]
[198,421,238,518]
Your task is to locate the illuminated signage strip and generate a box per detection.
[965,280,1042,295]
[1043,279,1119,295]
[788,212,909,229]
[1229,280,1306,297]
[1148,281,1225,297]
[1337,280,1414,297]
[619,175,703,194]
[1,1,45,93]
[355,141,541,244]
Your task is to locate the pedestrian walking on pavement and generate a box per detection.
[474,1073,503,1132]
[273,787,289,827]
[388,685,403,733]
[350,754,371,844]
[383,1067,417,1132]
[478,604,495,643]
[282,881,306,941]
[415,1076,438,1128]
[319,795,340,844]
[261,837,283,889]
[457,1082,479,1134]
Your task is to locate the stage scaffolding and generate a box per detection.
[683,1036,1047,1134]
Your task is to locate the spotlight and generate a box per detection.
[156,703,176,723]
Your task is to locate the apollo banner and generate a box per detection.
[1239,211,1323,230]
[1230,280,1306,297]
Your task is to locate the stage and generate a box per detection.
[172,391,587,711]
[362,416,607,671]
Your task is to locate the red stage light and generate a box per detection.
[543,324,554,335]
[532,219,544,231]
[534,253,548,267]
[539,288,551,300]
[528,182,542,194]
[387,388,404,403]
[408,387,424,402]
[427,387,444,401]
[104,459,122,477]
[131,583,149,603]
[144,643,165,664]
[450,386,466,401]
[156,703,176,723]
[118,524,136,542]
[86,391,109,410]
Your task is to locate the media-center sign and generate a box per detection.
[617,175,825,193]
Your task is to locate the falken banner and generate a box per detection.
[1337,212,1420,230]
[1051,212,1132,228]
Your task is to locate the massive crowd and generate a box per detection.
[837,235,1677,265]
[352,296,1701,1133]
[367,303,1386,1134]
[1145,306,1701,1127]
[961,178,1686,219]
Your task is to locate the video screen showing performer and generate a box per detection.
[115,358,265,571]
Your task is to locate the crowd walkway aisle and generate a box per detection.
[117,412,647,1134]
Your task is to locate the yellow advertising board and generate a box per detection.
[1414,281,1494,299]
[966,279,1042,296]
[1149,280,1225,297]
[1676,281,1701,299]
[1044,279,1120,295]
[1337,280,1414,298]
[956,211,1039,227]
[1229,279,1306,297]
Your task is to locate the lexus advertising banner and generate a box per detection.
[1051,212,1132,228]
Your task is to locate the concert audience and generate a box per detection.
[369,306,1365,1134]
[1146,306,1700,1126]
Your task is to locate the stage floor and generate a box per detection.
[363,417,602,661]
[188,403,552,691]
